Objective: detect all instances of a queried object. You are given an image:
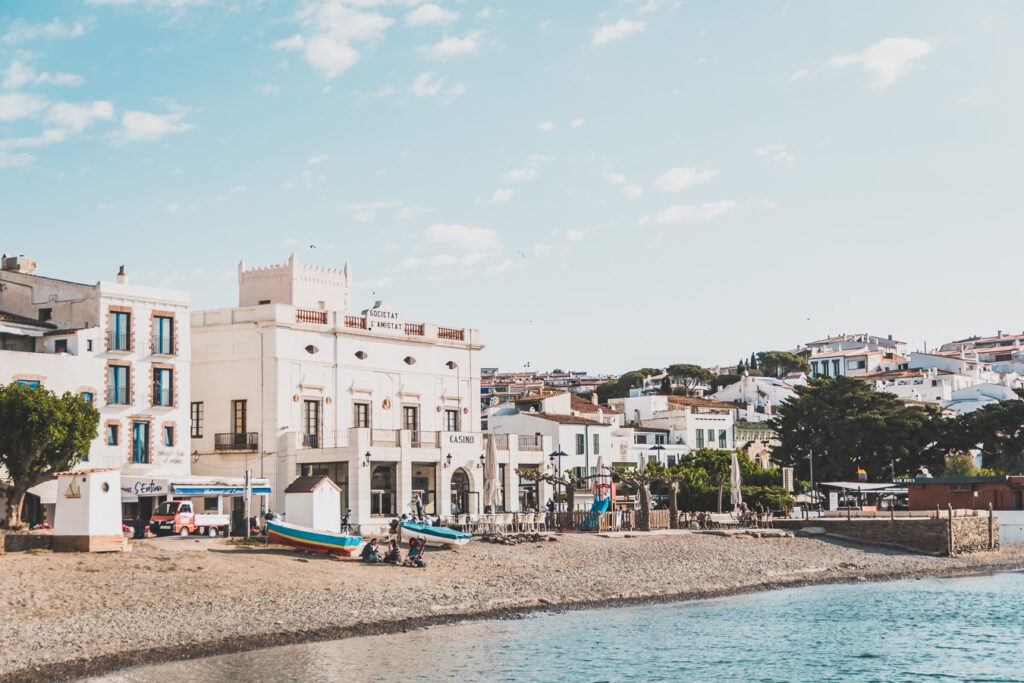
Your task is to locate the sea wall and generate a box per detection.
[774,515,998,556]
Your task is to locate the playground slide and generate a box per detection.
[590,497,610,514]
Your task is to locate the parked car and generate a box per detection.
[150,500,229,537]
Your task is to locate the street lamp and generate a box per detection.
[549,448,568,511]
[804,450,815,513]
[444,453,452,468]
[362,451,372,467]
[478,454,485,469]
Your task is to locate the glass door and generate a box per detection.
[132,421,150,464]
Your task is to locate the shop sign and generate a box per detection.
[364,303,403,335]
[121,478,167,499]
[444,432,478,448]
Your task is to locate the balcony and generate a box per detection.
[412,431,440,448]
[371,429,400,446]
[152,336,174,355]
[344,315,367,329]
[296,309,327,325]
[302,433,319,448]
[438,327,465,341]
[107,333,130,352]
[215,432,259,452]
[403,323,425,336]
[107,387,129,405]
[517,434,543,451]
[152,388,173,407]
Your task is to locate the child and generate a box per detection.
[405,537,426,568]
[384,539,402,564]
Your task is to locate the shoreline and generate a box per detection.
[8,553,1024,683]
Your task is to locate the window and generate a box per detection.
[204,498,219,512]
[152,368,173,406]
[445,408,459,432]
[655,433,666,445]
[668,455,677,467]
[575,433,585,455]
[54,339,68,353]
[108,365,129,404]
[153,316,174,354]
[353,402,370,429]
[402,405,419,432]
[696,429,705,448]
[16,379,40,389]
[232,400,247,434]
[303,400,320,448]
[132,421,150,464]
[593,433,600,455]
[38,308,52,322]
[164,425,174,447]
[87,339,93,352]
[191,402,203,438]
[718,430,727,448]
[707,429,715,446]
[82,391,94,403]
[109,311,131,351]
[107,424,119,446]
[832,359,841,376]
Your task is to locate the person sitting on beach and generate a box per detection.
[360,538,382,563]
[405,537,426,568]
[384,539,402,564]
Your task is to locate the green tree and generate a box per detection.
[596,368,661,402]
[711,373,741,392]
[749,352,757,371]
[0,383,99,528]
[955,392,1024,474]
[755,351,811,377]
[665,363,714,396]
[943,451,979,477]
[768,376,945,484]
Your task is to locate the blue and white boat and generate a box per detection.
[266,518,363,557]
[401,521,473,547]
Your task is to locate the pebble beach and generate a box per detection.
[2,532,1022,682]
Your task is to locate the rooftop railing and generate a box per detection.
[296,309,328,324]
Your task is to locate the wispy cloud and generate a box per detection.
[116,102,193,142]
[0,92,48,122]
[490,187,513,204]
[653,200,737,224]
[794,37,933,89]
[273,1,394,78]
[46,100,114,132]
[405,3,458,27]
[754,144,795,168]
[3,60,84,89]
[537,121,555,132]
[599,164,644,200]
[2,17,92,44]
[503,153,553,183]
[424,31,482,60]
[654,166,717,192]
[410,72,464,97]
[592,19,645,46]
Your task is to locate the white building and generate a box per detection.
[609,394,737,452]
[711,373,805,420]
[0,255,191,521]
[189,255,551,530]
[859,368,972,404]
[942,383,1021,416]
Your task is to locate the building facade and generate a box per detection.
[189,256,551,530]
[0,255,191,519]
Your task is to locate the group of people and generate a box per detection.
[360,535,427,567]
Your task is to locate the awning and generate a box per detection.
[27,479,58,505]
[819,481,897,491]
[172,485,272,495]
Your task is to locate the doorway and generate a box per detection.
[451,468,472,515]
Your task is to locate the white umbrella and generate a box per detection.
[730,452,743,511]
[482,435,501,512]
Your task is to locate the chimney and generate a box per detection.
[888,334,893,341]
[116,265,128,285]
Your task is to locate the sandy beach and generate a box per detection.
[2,532,1022,682]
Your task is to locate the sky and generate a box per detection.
[1,1,1023,374]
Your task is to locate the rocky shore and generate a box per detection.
[2,532,1022,682]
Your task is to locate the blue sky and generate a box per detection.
[2,1,1022,373]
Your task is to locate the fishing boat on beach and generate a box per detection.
[266,518,363,557]
[401,520,473,547]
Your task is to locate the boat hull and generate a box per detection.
[401,521,473,547]
[266,520,362,557]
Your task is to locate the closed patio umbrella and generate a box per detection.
[483,435,501,512]
[730,451,743,511]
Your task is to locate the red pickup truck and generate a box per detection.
[149,500,230,537]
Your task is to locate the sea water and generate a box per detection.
[92,572,1024,682]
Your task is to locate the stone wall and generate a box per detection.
[1,531,54,553]
[775,514,999,556]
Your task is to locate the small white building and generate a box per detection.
[0,255,191,522]
[284,475,341,532]
[52,468,124,552]
[942,383,1021,416]
[711,373,804,421]
[609,394,737,452]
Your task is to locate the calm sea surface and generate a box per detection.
[92,572,1024,683]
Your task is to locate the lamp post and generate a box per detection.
[805,450,815,514]
[549,447,567,511]
[648,443,666,465]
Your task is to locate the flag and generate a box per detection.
[856,467,867,482]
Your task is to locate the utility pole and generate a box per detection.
[808,451,815,514]
[243,468,252,540]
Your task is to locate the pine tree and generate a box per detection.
[749,352,757,370]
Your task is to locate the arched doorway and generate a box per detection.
[451,468,471,515]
